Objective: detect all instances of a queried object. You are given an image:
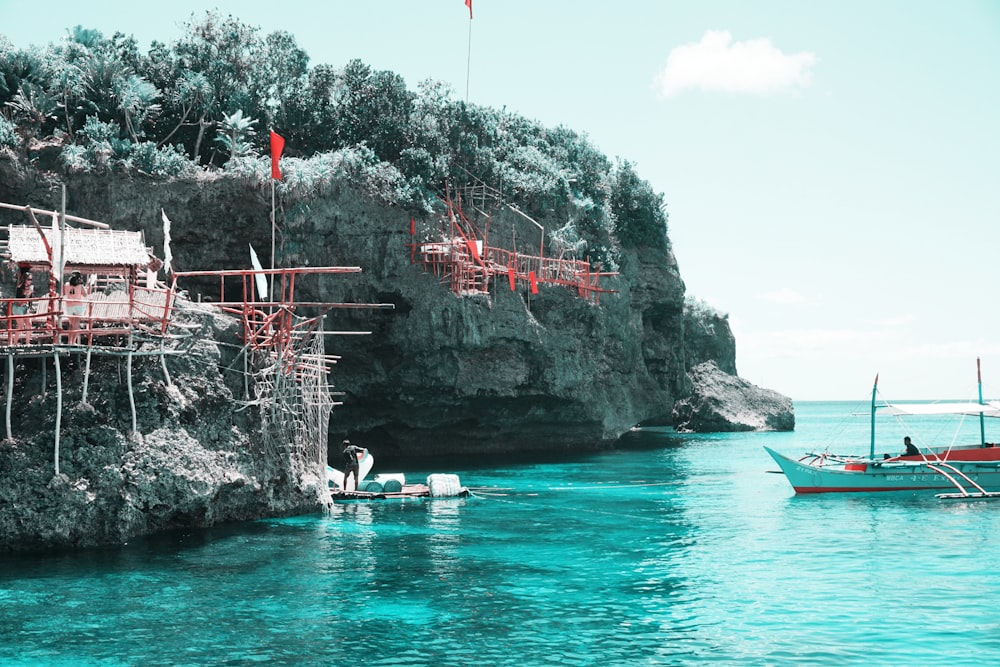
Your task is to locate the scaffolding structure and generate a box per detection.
[249,317,334,479]
[407,184,617,302]
[172,266,394,475]
[0,199,392,485]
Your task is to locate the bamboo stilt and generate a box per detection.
[54,350,62,476]
[127,331,136,435]
[160,338,172,387]
[5,353,12,440]
[82,346,92,404]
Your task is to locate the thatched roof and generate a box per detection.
[6,225,151,268]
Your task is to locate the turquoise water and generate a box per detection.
[4,401,1000,666]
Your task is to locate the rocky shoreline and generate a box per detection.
[0,301,327,553]
[673,361,795,433]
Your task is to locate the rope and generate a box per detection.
[548,481,680,491]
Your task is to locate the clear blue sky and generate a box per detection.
[3,0,999,401]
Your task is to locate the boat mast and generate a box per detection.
[870,373,878,459]
[978,357,986,446]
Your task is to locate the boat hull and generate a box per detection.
[764,446,1000,494]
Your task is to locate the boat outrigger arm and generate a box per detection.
[925,461,994,499]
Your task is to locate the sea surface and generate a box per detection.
[3,401,1000,666]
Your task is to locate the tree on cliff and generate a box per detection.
[0,11,670,266]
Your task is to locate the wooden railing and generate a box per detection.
[0,286,176,347]
[408,240,618,302]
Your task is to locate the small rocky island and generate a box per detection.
[673,361,795,432]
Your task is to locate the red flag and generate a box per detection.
[508,267,516,291]
[409,217,415,235]
[269,130,285,180]
[465,0,472,19]
[529,271,538,294]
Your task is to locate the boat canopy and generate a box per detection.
[880,402,1000,417]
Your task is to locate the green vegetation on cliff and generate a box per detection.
[0,11,669,269]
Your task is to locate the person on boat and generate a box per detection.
[342,439,363,492]
[903,436,920,457]
[62,271,89,345]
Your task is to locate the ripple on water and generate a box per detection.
[5,410,1000,665]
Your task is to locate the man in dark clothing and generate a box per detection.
[904,436,920,457]
[342,439,362,491]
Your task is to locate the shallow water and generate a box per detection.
[3,402,1000,666]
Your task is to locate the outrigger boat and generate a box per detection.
[766,360,1000,498]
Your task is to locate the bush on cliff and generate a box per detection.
[0,11,671,262]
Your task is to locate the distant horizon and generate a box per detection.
[792,397,1000,404]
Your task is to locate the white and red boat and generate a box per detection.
[766,360,1000,498]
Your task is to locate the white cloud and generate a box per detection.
[752,328,888,357]
[654,30,817,97]
[757,287,803,304]
[870,314,916,328]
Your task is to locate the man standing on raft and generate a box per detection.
[341,439,363,492]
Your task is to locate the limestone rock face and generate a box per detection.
[0,153,800,550]
[0,302,326,553]
[0,160,779,455]
[0,154,798,550]
[672,361,794,433]
[0,164,745,459]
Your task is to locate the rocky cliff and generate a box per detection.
[0,302,328,552]
[0,155,753,461]
[0,149,797,551]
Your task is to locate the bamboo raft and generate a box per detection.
[331,476,470,501]
[332,484,471,500]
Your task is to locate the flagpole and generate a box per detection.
[270,178,275,302]
[465,16,472,102]
[268,128,285,303]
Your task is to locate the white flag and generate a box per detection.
[161,209,173,276]
[249,244,269,302]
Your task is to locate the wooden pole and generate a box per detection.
[82,346,92,404]
[0,201,109,229]
[978,357,986,446]
[58,184,66,293]
[54,350,62,476]
[5,354,12,440]
[127,331,136,435]
[466,18,472,103]
[160,338,172,387]
[270,179,276,302]
[869,374,878,459]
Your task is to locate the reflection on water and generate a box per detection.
[3,403,1000,665]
